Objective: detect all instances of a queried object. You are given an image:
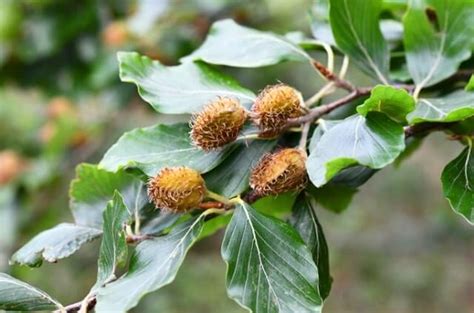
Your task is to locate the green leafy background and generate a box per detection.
[1,0,473,312]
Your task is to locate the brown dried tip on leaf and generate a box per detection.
[250,148,307,197]
[252,84,305,138]
[147,167,206,212]
[190,97,247,150]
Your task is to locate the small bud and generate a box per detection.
[250,148,307,196]
[252,84,304,138]
[190,97,247,150]
[147,167,206,212]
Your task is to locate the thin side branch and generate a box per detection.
[404,122,455,138]
[312,59,355,92]
[298,122,311,152]
[243,116,451,206]
[288,87,372,126]
[126,233,153,244]
[61,297,96,313]
[289,83,415,128]
[243,122,450,206]
[199,201,225,209]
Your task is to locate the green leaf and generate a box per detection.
[311,2,403,48]
[329,165,377,188]
[466,75,474,91]
[140,211,181,235]
[403,0,474,91]
[308,184,357,213]
[100,123,234,176]
[449,116,474,136]
[221,201,322,313]
[441,145,474,224]
[118,51,255,114]
[95,214,205,312]
[329,0,389,83]
[0,273,63,311]
[198,214,232,240]
[10,223,101,267]
[252,192,298,218]
[95,192,130,289]
[309,121,378,188]
[356,85,415,122]
[383,0,408,8]
[309,120,341,152]
[291,195,332,299]
[307,112,405,187]
[181,19,311,67]
[70,164,146,228]
[407,90,474,124]
[204,140,276,198]
[310,0,335,45]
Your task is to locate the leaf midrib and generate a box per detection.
[342,0,388,84]
[138,81,256,102]
[103,147,198,162]
[245,33,311,61]
[241,205,281,312]
[420,98,448,117]
[0,276,62,309]
[414,9,449,91]
[101,215,204,308]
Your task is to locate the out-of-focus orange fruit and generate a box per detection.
[102,21,129,47]
[0,150,26,185]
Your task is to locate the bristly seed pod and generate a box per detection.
[147,167,206,212]
[250,148,307,196]
[190,97,247,151]
[252,84,305,138]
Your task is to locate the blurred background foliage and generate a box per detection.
[0,0,472,312]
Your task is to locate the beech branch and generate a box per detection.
[60,297,96,313]
[287,87,372,127]
[244,121,453,205]
[288,83,415,128]
[126,233,153,244]
[404,122,455,138]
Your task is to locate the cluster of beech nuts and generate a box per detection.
[147,84,308,212]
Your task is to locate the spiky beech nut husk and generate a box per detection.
[190,97,247,150]
[147,167,206,212]
[250,148,307,196]
[252,84,305,138]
